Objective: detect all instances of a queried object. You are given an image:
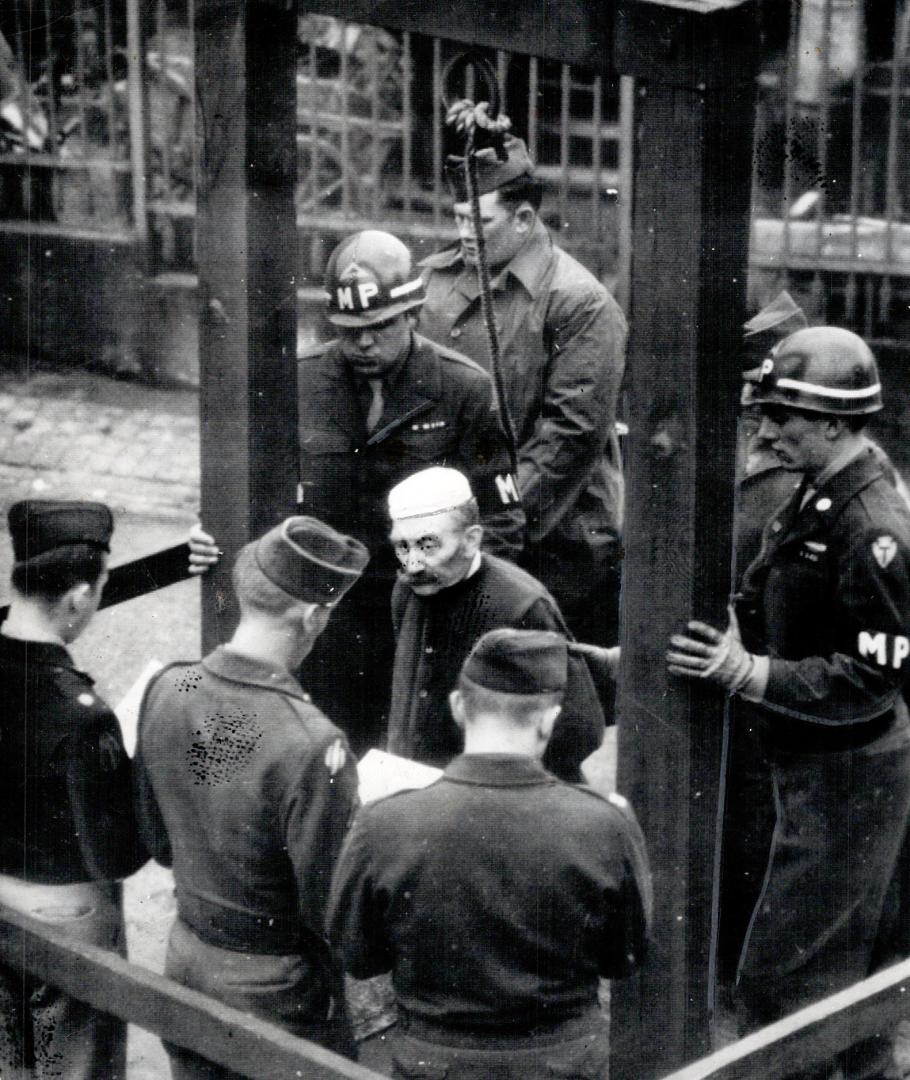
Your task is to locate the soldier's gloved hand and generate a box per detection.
[666,606,755,693]
[188,522,221,576]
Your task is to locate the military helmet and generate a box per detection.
[324,230,426,328]
[744,326,883,416]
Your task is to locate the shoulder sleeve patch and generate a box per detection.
[871,534,899,569]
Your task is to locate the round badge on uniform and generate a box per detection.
[78,692,95,707]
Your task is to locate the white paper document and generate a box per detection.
[357,748,442,805]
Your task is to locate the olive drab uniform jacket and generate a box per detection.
[736,447,910,743]
[297,332,525,568]
[419,220,626,565]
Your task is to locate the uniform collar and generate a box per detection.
[418,217,553,300]
[202,645,311,702]
[443,753,555,787]
[770,447,884,547]
[0,632,77,672]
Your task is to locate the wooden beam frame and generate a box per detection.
[0,903,381,1080]
[192,2,764,1075]
[196,0,300,649]
[610,5,760,1078]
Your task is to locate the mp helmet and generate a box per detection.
[743,326,883,416]
[324,230,426,328]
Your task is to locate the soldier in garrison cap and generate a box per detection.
[667,327,910,1080]
[134,517,368,1077]
[418,133,627,648]
[385,466,605,783]
[192,229,525,756]
[0,500,147,1080]
[328,626,651,1080]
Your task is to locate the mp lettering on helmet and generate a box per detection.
[872,535,898,569]
[858,630,910,670]
[336,285,355,311]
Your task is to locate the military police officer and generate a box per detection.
[668,327,910,1079]
[0,500,146,1080]
[298,229,524,752]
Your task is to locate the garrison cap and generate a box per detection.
[388,466,474,522]
[742,291,809,376]
[444,135,535,202]
[462,627,568,695]
[8,500,113,562]
[254,516,369,606]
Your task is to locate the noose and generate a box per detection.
[442,53,520,481]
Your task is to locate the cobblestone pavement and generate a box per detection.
[0,370,199,519]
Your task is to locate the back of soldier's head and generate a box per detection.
[456,628,567,729]
[8,500,111,603]
[233,516,369,619]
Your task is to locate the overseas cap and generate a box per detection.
[444,135,535,202]
[254,516,369,606]
[8,500,113,562]
[387,467,474,522]
[742,291,809,375]
[462,627,568,695]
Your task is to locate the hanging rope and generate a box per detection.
[441,52,520,480]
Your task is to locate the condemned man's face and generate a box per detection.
[389,510,477,597]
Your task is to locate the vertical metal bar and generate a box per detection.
[845,0,866,323]
[814,0,833,260]
[102,0,118,151]
[528,56,539,163]
[864,274,875,338]
[42,0,61,215]
[156,0,171,199]
[74,0,90,162]
[591,74,604,277]
[308,39,320,220]
[402,31,413,216]
[12,0,37,172]
[782,0,801,259]
[497,50,508,114]
[880,275,892,327]
[559,64,570,230]
[616,75,634,314]
[126,0,148,240]
[432,37,443,231]
[188,0,198,217]
[42,0,60,153]
[884,5,905,266]
[338,22,351,216]
[369,32,381,220]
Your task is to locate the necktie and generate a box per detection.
[365,378,384,434]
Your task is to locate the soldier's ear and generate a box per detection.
[449,689,467,729]
[513,204,535,234]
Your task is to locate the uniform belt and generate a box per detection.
[399,1003,603,1048]
[762,707,900,755]
[177,893,301,955]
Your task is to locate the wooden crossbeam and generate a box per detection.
[0,902,382,1080]
[661,957,910,1080]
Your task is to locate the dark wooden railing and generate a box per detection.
[0,902,384,1080]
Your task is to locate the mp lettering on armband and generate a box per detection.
[494,472,521,505]
[857,630,910,670]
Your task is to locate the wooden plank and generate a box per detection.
[610,5,760,1079]
[0,903,382,1080]
[661,957,910,1080]
[195,0,300,649]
